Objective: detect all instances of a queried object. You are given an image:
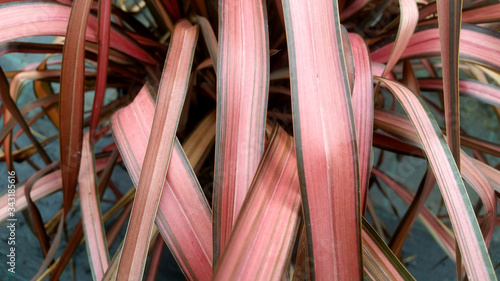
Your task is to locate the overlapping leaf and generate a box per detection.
[116,20,198,280]
[282,0,362,278]
[212,126,301,281]
[214,0,269,260]
[375,77,496,280]
[111,86,212,280]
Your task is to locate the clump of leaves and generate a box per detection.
[1,0,500,280]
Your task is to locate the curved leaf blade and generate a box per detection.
[116,20,198,280]
[213,126,301,281]
[376,77,496,280]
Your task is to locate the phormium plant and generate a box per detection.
[1,0,500,280]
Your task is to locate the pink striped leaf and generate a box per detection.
[380,0,418,77]
[282,0,362,279]
[0,1,155,64]
[116,20,198,281]
[349,32,374,213]
[462,3,500,24]
[374,108,500,158]
[419,78,500,107]
[371,24,500,70]
[373,109,498,247]
[474,159,500,194]
[461,156,497,246]
[0,157,109,222]
[375,77,496,280]
[214,0,269,260]
[111,85,212,281]
[78,132,109,280]
[212,126,301,281]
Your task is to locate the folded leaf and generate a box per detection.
[213,126,301,281]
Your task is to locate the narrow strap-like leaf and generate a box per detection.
[461,155,497,246]
[371,24,500,70]
[30,213,65,281]
[419,78,500,107]
[436,0,463,170]
[402,60,421,96]
[0,2,156,64]
[111,86,213,281]
[78,132,109,280]
[374,109,498,249]
[89,0,112,143]
[423,3,500,25]
[59,0,93,216]
[376,77,496,280]
[0,157,109,223]
[374,108,500,159]
[474,159,500,194]
[117,20,198,280]
[212,126,301,281]
[282,0,362,279]
[380,0,418,77]
[349,32,374,213]
[214,0,269,261]
[197,16,218,72]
